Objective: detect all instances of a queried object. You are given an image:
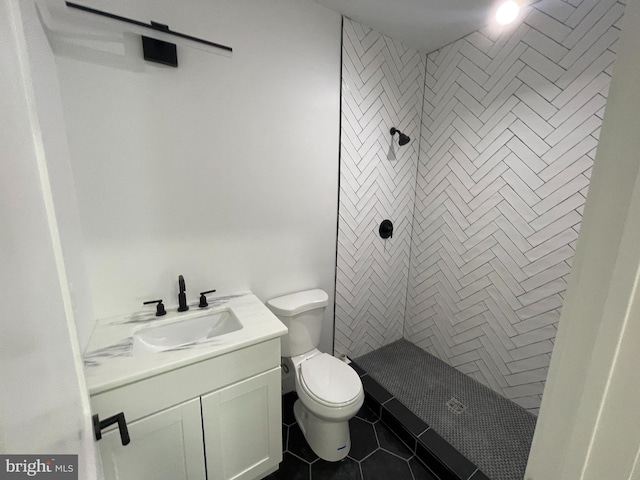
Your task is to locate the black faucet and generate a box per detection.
[178,275,189,312]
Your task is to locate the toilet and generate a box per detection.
[267,289,364,462]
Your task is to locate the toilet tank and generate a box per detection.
[267,289,328,357]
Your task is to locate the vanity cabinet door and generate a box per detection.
[99,398,206,480]
[201,367,282,480]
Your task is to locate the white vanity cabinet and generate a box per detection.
[90,339,282,480]
[202,368,281,480]
[100,398,206,480]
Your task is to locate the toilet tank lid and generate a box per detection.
[267,289,328,316]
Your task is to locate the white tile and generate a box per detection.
[469,177,507,211]
[562,0,620,48]
[533,174,590,214]
[521,47,566,82]
[463,222,500,249]
[509,119,551,157]
[470,163,509,197]
[515,294,564,319]
[523,27,570,63]
[500,184,538,222]
[454,102,483,132]
[561,13,622,69]
[474,130,515,168]
[525,227,579,261]
[546,101,606,146]
[458,56,490,85]
[491,245,528,283]
[517,66,562,102]
[471,146,510,184]
[430,84,461,127]
[541,115,601,164]
[481,68,524,109]
[509,339,555,361]
[449,349,482,367]
[505,368,548,386]
[456,73,488,107]
[535,154,593,197]
[459,264,494,291]
[528,210,582,246]
[481,320,516,360]
[503,382,546,398]
[449,154,476,190]
[444,175,473,207]
[521,262,572,292]
[534,0,575,22]
[515,83,559,120]
[525,8,572,43]
[518,277,567,306]
[492,230,529,267]
[485,41,529,89]
[488,272,524,310]
[555,49,616,94]
[502,169,542,207]
[514,310,561,334]
[449,130,479,163]
[539,141,597,183]
[564,0,602,28]
[478,97,520,139]
[338,2,622,415]
[459,40,492,69]
[466,30,495,53]
[506,136,548,173]
[453,116,481,146]
[451,338,483,356]
[503,152,545,191]
[513,101,555,138]
[497,201,536,237]
[507,354,550,373]
[511,324,558,348]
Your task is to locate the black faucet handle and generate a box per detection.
[143,299,167,316]
[199,289,217,308]
[177,275,189,312]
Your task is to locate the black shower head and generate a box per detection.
[390,127,411,146]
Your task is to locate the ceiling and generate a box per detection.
[315,0,521,54]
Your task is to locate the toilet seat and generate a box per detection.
[298,353,362,408]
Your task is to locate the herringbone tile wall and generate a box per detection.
[406,0,625,414]
[335,19,424,358]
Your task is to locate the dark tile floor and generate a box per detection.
[265,392,436,480]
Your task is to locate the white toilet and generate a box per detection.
[267,289,364,462]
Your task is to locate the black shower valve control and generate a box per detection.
[199,289,217,308]
[143,299,167,316]
[379,219,393,239]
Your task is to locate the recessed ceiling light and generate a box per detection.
[496,0,519,25]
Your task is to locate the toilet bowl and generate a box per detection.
[292,350,364,461]
[267,290,364,461]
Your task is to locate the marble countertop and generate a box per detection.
[83,291,287,395]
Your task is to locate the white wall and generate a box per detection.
[0,0,97,476]
[46,0,341,352]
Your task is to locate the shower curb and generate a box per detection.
[351,361,490,480]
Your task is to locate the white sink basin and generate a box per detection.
[133,310,242,356]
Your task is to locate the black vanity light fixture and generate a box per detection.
[65,2,233,67]
[390,127,411,146]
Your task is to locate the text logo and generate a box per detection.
[0,456,77,479]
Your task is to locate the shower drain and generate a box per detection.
[446,397,467,414]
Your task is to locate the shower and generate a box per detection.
[390,127,410,146]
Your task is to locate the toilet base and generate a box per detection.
[293,400,351,462]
